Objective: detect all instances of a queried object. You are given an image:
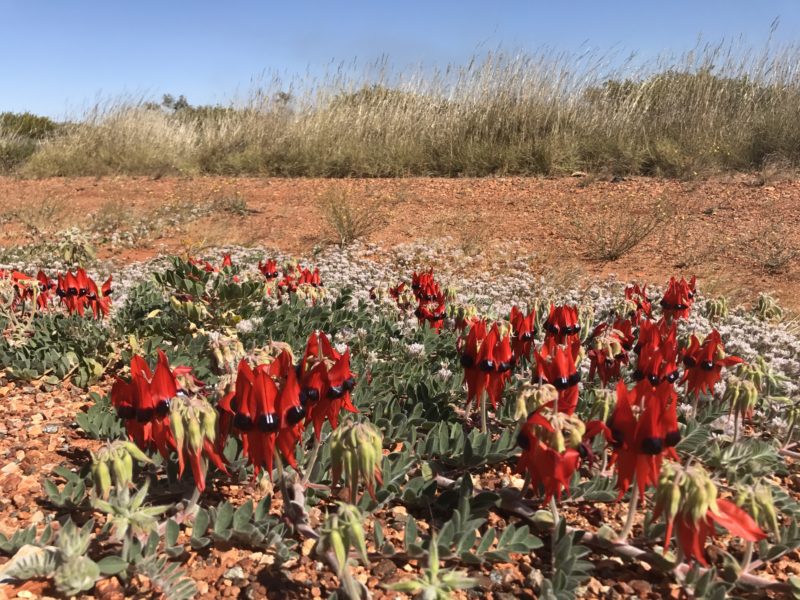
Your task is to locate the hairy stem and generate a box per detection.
[618,474,639,541]
[301,435,322,485]
[480,391,488,434]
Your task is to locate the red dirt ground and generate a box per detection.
[1,174,797,311]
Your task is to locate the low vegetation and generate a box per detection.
[1,246,799,597]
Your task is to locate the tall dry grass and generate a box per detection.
[14,41,800,178]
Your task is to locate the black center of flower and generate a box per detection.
[478,359,495,372]
[155,399,170,417]
[343,377,356,391]
[608,424,624,447]
[701,361,714,371]
[257,413,280,433]
[327,385,345,399]
[665,430,681,447]
[301,387,320,405]
[286,406,305,425]
[554,376,570,390]
[233,413,253,431]
[648,374,659,386]
[683,356,697,368]
[116,406,136,420]
[521,332,533,341]
[460,354,475,369]
[497,361,514,373]
[632,369,644,381]
[641,437,664,455]
[666,371,679,383]
[517,432,530,450]
[136,408,154,423]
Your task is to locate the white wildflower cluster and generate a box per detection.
[7,240,800,423]
[407,342,425,356]
[436,362,454,381]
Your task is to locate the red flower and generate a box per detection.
[543,304,581,345]
[510,306,536,362]
[87,276,113,318]
[458,319,489,406]
[681,330,743,397]
[516,410,581,502]
[459,322,514,409]
[278,265,321,293]
[660,276,696,321]
[587,322,630,387]
[218,352,307,476]
[411,269,437,298]
[673,499,766,565]
[415,291,446,332]
[607,381,674,499]
[111,351,180,459]
[53,268,111,318]
[298,332,357,439]
[623,283,652,322]
[35,271,56,309]
[258,259,280,280]
[533,338,580,414]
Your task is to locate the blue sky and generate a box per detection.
[1,1,798,118]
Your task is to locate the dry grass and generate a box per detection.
[746,224,800,274]
[11,197,70,235]
[316,188,382,247]
[6,40,800,179]
[570,197,673,262]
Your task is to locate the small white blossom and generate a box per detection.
[407,342,425,356]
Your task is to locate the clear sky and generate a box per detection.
[1,1,798,118]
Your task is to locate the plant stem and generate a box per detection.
[740,541,754,574]
[274,453,292,512]
[480,391,488,434]
[301,435,322,485]
[784,419,796,448]
[549,495,560,525]
[549,495,560,571]
[733,412,739,443]
[618,473,639,541]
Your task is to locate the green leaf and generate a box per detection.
[97,555,129,575]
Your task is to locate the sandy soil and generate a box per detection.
[0,174,798,310]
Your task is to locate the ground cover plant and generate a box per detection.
[0,243,799,599]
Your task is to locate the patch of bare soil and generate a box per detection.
[0,174,798,310]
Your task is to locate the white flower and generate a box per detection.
[407,342,425,356]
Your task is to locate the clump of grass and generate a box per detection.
[316,188,381,247]
[209,193,256,216]
[747,224,799,274]
[571,198,672,262]
[11,197,69,235]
